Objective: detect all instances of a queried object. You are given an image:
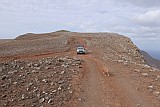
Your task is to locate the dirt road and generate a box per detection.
[1,34,160,107]
[77,55,109,107]
[75,38,158,107]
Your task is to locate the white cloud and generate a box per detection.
[0,0,160,53]
[133,10,160,26]
[117,0,160,8]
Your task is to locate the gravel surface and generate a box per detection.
[86,34,145,64]
[0,36,68,57]
[1,31,160,107]
[0,56,83,107]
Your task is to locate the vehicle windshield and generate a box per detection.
[77,47,84,49]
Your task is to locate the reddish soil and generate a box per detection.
[1,32,160,107]
[77,53,156,107]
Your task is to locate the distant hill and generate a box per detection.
[55,30,71,32]
[15,30,71,40]
[140,50,160,69]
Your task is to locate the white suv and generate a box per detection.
[77,46,85,54]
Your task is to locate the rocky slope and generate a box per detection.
[0,56,83,107]
[1,31,160,107]
[0,32,147,64]
[140,50,160,69]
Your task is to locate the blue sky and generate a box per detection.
[0,0,160,58]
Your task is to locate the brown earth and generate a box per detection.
[1,31,160,107]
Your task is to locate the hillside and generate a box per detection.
[1,31,160,107]
[141,50,160,69]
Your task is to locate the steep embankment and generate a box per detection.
[140,50,160,69]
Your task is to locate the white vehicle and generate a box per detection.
[77,46,85,54]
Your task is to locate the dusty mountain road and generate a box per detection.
[76,53,155,107]
[74,37,158,107]
[77,55,110,107]
[1,33,160,107]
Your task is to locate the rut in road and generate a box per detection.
[77,55,125,107]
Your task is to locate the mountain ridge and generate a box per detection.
[1,31,160,107]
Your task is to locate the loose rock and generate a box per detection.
[39,98,45,103]
[48,99,53,104]
[142,73,148,77]
[1,75,7,80]
[60,71,65,75]
[153,91,160,96]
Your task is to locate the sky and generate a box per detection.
[0,0,160,59]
